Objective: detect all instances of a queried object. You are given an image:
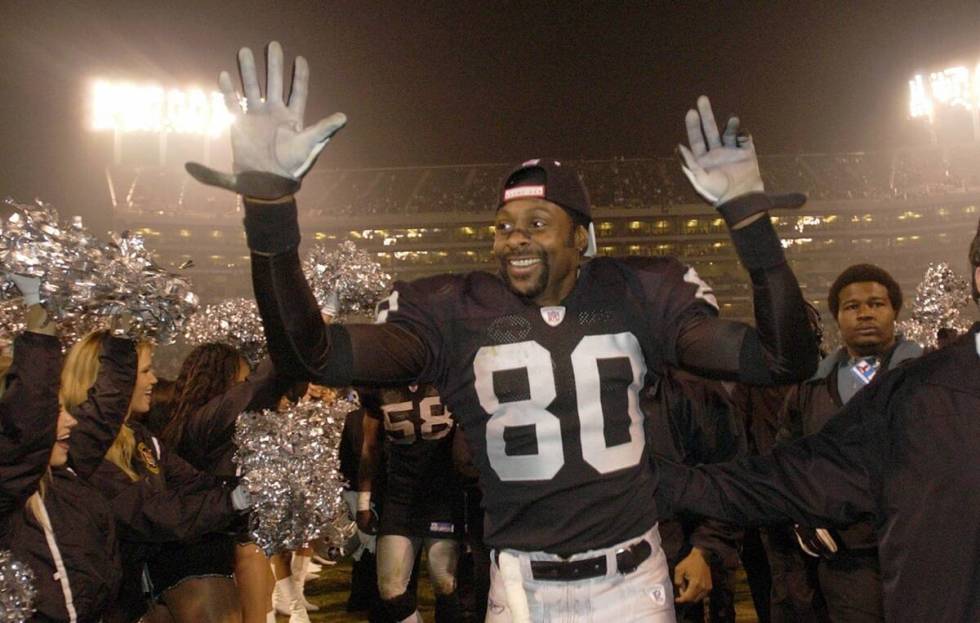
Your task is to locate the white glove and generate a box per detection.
[185,41,347,199]
[678,95,764,205]
[9,273,41,307]
[231,484,253,511]
[320,289,341,320]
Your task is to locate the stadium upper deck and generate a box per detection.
[109,147,980,323]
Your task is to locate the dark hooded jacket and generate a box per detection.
[777,338,922,550]
[0,332,134,623]
[657,324,980,623]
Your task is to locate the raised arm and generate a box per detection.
[67,335,137,479]
[0,305,62,511]
[248,227,430,386]
[179,357,290,473]
[186,42,430,386]
[674,97,817,385]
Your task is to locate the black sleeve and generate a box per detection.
[689,518,743,567]
[775,385,806,445]
[95,436,238,543]
[673,196,818,385]
[246,199,434,387]
[654,376,888,528]
[67,337,137,479]
[0,332,62,512]
[194,357,290,458]
[645,371,744,564]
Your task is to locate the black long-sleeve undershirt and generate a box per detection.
[244,194,816,387]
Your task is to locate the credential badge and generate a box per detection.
[540,306,566,327]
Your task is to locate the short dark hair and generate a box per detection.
[828,264,903,318]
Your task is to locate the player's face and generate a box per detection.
[493,199,586,306]
[836,281,897,357]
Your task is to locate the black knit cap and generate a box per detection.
[498,158,596,256]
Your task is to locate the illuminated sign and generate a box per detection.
[909,65,980,121]
[90,79,235,136]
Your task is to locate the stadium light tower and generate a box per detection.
[908,64,980,142]
[89,79,235,165]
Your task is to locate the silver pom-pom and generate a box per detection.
[0,200,198,344]
[234,398,355,555]
[184,298,267,365]
[0,549,36,622]
[0,301,25,349]
[303,240,391,318]
[898,262,973,349]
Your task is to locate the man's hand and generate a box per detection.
[185,41,347,200]
[674,547,713,604]
[679,96,763,206]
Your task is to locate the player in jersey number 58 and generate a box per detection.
[187,41,819,623]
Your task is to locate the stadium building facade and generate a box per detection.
[109,149,980,325]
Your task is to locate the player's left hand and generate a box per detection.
[674,547,713,604]
[679,96,764,206]
[186,41,347,200]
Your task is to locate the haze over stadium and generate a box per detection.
[2,0,978,337]
[2,3,980,623]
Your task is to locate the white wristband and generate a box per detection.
[357,491,371,512]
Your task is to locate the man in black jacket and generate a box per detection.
[777,264,921,622]
[657,221,980,623]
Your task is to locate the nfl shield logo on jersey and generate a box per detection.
[649,582,667,607]
[540,306,566,327]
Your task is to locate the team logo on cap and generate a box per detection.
[503,185,546,201]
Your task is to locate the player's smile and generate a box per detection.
[493,198,585,306]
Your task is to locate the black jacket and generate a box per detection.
[86,419,240,620]
[656,323,980,623]
[0,332,133,623]
[646,369,745,568]
[776,339,921,551]
[175,357,288,478]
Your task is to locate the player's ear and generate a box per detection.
[575,223,589,255]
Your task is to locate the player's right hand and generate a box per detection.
[674,547,713,604]
[185,41,347,200]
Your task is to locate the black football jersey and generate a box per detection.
[376,255,718,555]
[360,384,458,508]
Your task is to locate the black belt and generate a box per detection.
[527,539,652,581]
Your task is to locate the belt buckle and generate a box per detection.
[615,546,635,574]
[615,541,646,575]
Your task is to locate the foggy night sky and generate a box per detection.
[2,0,980,228]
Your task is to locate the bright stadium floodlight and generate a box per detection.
[89,79,235,137]
[909,64,980,141]
[908,74,934,121]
